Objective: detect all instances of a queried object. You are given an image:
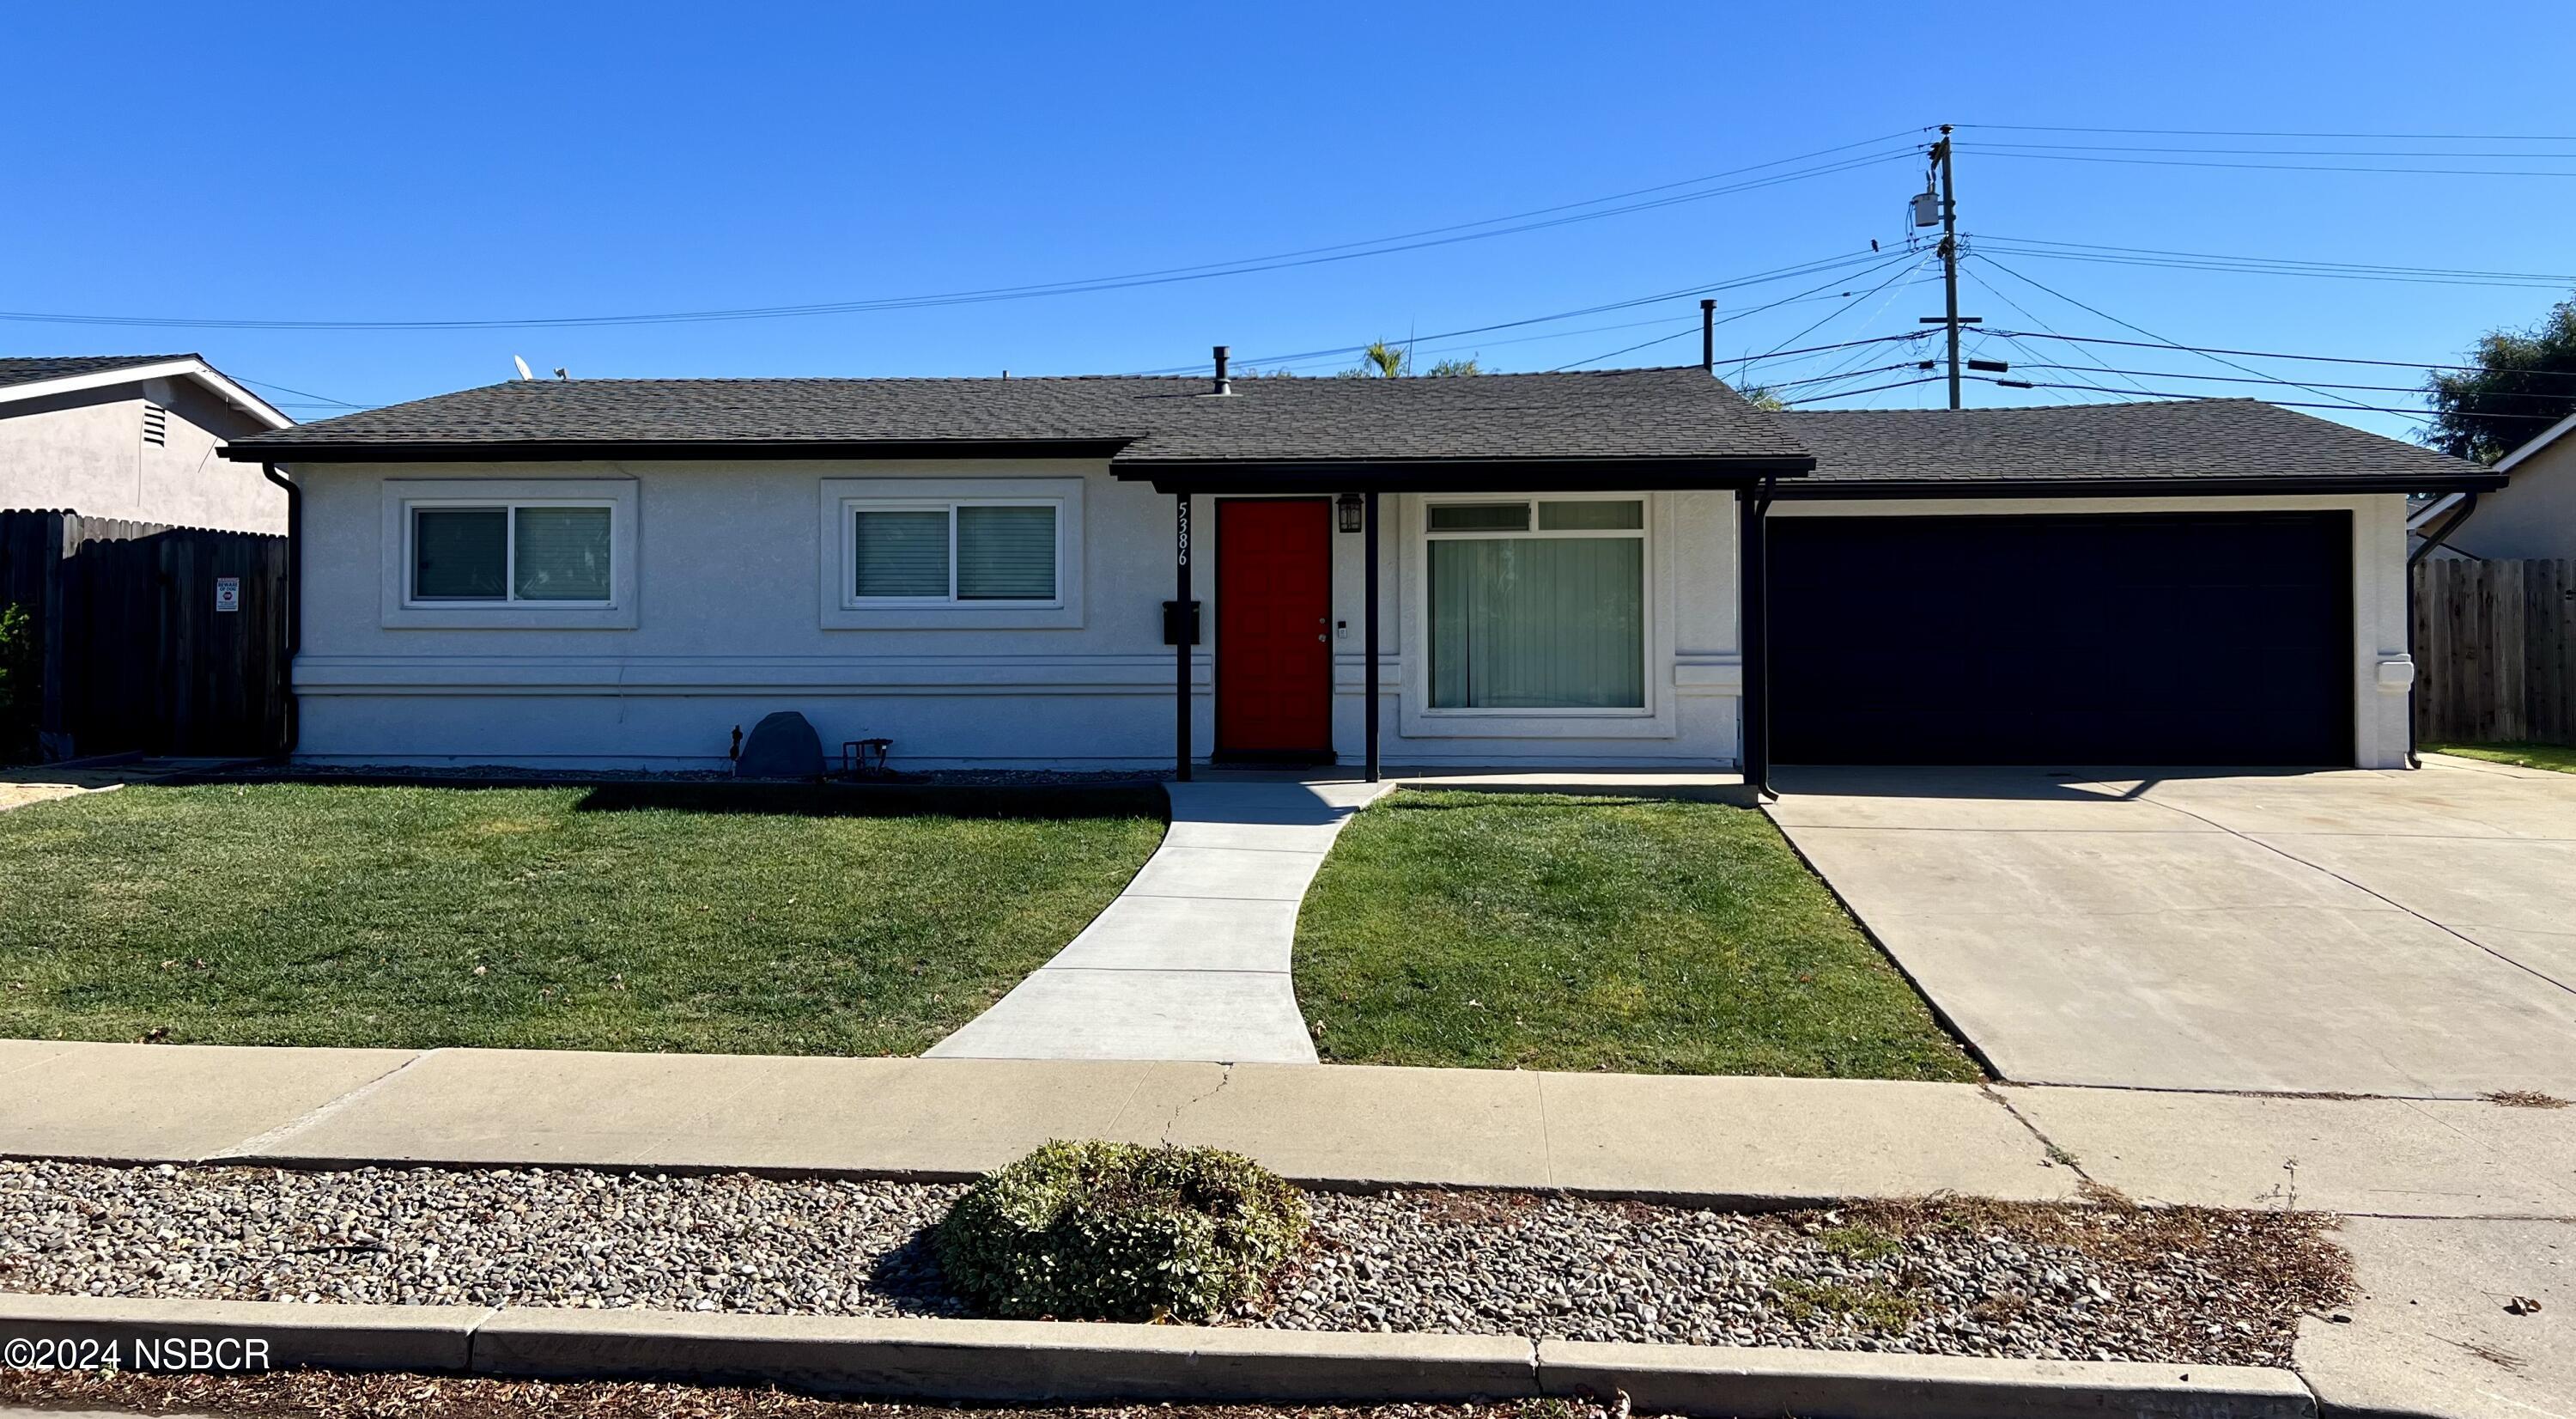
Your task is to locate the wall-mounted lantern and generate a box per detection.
[1336,492,1364,533]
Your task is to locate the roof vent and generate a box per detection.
[142,402,168,447]
[1211,344,1232,397]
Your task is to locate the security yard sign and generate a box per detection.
[215,576,240,613]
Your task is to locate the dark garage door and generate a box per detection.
[1770,511,2352,765]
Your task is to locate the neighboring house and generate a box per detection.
[0,354,294,532]
[222,368,2494,777]
[2409,407,2576,561]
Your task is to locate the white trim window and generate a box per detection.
[1423,496,1648,713]
[842,498,1064,606]
[379,478,639,630]
[407,500,616,606]
[817,476,1085,630]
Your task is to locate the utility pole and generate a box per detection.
[1934,125,1962,410]
[1910,128,1983,406]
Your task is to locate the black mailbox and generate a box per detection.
[1162,599,1202,646]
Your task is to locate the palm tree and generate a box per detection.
[1358,340,1410,377]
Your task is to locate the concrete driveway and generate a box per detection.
[1769,755,2576,1098]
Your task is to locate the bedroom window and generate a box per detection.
[1426,497,1646,711]
[410,502,614,605]
[846,500,1061,606]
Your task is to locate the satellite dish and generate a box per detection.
[513,356,535,381]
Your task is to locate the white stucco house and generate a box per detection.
[1,355,294,532]
[2409,407,2576,562]
[222,360,2497,785]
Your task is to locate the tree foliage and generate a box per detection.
[2425,296,2576,465]
[1337,343,1482,378]
[0,602,37,765]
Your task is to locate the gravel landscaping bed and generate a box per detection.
[0,1160,2346,1367]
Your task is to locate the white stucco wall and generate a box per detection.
[2445,435,2576,561]
[0,377,284,532]
[288,460,2413,770]
[1773,492,2418,770]
[289,459,1745,770]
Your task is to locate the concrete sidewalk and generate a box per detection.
[9,1039,2573,1219]
[928,777,1392,1063]
[8,1039,2574,1417]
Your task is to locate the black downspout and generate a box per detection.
[1363,490,1381,783]
[1175,490,1193,783]
[1738,476,1775,799]
[2403,492,2481,769]
[260,462,300,756]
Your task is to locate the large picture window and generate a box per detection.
[409,502,614,605]
[1426,497,1645,711]
[845,500,1062,606]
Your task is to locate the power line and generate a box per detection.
[1551,250,1927,371]
[1782,375,1945,405]
[1971,234,2576,289]
[1967,141,2576,160]
[237,375,366,408]
[1972,326,2576,381]
[1998,363,2576,399]
[1958,264,2160,398]
[1968,252,2380,412]
[1956,123,2576,142]
[1982,378,2567,421]
[1728,252,1935,371]
[1958,149,2576,180]
[1,141,1929,332]
[1130,247,1899,374]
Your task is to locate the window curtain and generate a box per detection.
[956,505,1055,600]
[854,509,950,597]
[1430,538,1643,709]
[413,507,507,600]
[513,507,612,601]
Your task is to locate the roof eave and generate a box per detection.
[1770,472,2511,500]
[1108,454,1817,495]
[222,436,1139,464]
[1,356,294,430]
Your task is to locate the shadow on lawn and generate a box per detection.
[569,779,1169,821]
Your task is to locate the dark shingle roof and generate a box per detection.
[0,354,194,389]
[225,367,1806,466]
[1779,400,2488,491]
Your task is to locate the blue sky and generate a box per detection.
[9,2,2574,441]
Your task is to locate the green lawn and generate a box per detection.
[2429,741,2576,774]
[1292,790,1981,1080]
[0,783,1163,1055]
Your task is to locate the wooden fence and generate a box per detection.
[0,509,290,760]
[2412,557,2576,746]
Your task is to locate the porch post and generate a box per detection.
[1737,481,1772,799]
[1363,490,1382,783]
[1175,490,1193,783]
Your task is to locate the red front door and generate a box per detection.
[1217,498,1333,757]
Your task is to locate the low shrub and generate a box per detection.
[932,1139,1310,1322]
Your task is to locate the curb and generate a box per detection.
[0,1292,2318,1418]
[1541,1338,2317,1419]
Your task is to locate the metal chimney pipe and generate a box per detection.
[1212,344,1232,396]
[1700,300,1716,371]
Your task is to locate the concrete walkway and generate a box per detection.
[11,1039,2575,1218]
[1771,757,2576,1098]
[8,1039,2575,1416]
[928,776,1392,1064]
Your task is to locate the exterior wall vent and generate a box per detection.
[142,402,169,447]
